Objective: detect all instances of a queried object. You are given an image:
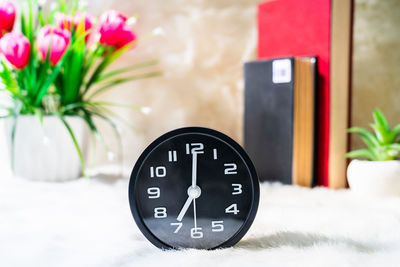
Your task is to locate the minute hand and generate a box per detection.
[191,152,198,187]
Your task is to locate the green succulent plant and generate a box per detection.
[346,109,400,161]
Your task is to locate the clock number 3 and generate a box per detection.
[232,184,242,195]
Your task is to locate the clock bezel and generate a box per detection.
[128,127,260,249]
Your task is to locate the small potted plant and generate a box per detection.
[346,109,400,196]
[0,0,160,181]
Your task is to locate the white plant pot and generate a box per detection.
[347,159,400,197]
[2,115,89,181]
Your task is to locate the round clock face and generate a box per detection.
[129,127,259,249]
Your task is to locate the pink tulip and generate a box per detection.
[74,12,94,41]
[0,32,30,69]
[38,25,71,66]
[113,27,136,49]
[0,1,16,33]
[97,10,136,49]
[55,12,94,41]
[55,12,73,31]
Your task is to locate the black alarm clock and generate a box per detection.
[128,127,259,249]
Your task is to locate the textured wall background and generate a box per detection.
[351,0,400,150]
[86,0,260,167]
[87,0,400,167]
[35,0,395,168]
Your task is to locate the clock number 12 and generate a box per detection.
[186,143,204,154]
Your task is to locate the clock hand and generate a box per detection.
[177,195,193,222]
[177,152,202,222]
[193,198,197,229]
[191,152,198,187]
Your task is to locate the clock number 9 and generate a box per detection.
[147,187,160,198]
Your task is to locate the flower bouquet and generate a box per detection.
[0,0,160,180]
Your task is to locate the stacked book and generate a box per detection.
[244,0,353,188]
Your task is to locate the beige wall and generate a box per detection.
[87,0,259,166]
[86,0,400,167]
[351,0,400,149]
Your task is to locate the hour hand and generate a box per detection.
[177,186,202,221]
[177,196,193,221]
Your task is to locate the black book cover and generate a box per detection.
[244,58,295,184]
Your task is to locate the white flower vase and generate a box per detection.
[347,159,400,197]
[2,115,89,181]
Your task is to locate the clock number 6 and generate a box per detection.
[190,227,203,239]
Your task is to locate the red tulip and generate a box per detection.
[38,25,71,66]
[0,32,30,69]
[0,1,16,33]
[97,10,136,49]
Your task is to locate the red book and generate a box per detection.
[258,0,331,186]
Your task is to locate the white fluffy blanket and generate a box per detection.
[1,171,400,267]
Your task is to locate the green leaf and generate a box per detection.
[58,114,86,177]
[20,9,27,36]
[27,0,34,45]
[391,123,400,141]
[84,42,136,93]
[347,127,380,150]
[59,0,66,12]
[35,53,52,94]
[388,143,400,151]
[95,60,159,83]
[38,8,46,26]
[9,102,22,170]
[369,123,395,145]
[372,109,390,132]
[34,108,44,124]
[34,48,72,106]
[89,110,123,164]
[87,71,162,99]
[345,149,375,161]
[63,38,85,104]
[0,61,19,95]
